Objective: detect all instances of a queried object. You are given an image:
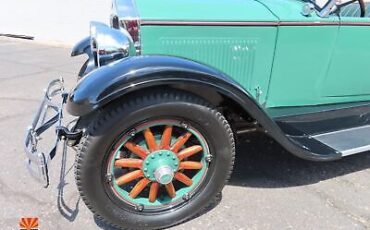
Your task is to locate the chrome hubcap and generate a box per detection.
[154,166,174,185]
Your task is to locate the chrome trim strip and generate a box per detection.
[342,145,370,156]
[312,124,370,138]
[140,20,370,27]
[141,21,279,26]
[341,22,370,26]
[280,21,339,26]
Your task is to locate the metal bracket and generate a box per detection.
[56,126,83,146]
[255,85,263,103]
[24,78,65,187]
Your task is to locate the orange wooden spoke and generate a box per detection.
[175,172,193,186]
[179,161,203,170]
[116,170,144,186]
[124,142,148,159]
[171,132,192,153]
[115,159,143,168]
[129,178,151,198]
[165,182,176,198]
[144,128,158,152]
[177,145,203,161]
[160,126,173,149]
[149,182,160,203]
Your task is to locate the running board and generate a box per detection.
[272,102,370,160]
[312,125,370,156]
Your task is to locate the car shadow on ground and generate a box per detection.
[229,132,370,188]
[58,132,370,229]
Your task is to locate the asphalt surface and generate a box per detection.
[1,38,370,230]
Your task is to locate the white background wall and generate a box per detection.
[0,0,111,46]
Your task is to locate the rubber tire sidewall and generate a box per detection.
[76,94,234,229]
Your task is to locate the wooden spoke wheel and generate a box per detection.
[107,120,209,208]
[75,90,235,229]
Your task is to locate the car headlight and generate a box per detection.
[90,21,136,67]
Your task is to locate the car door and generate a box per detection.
[322,1,370,100]
[264,0,340,108]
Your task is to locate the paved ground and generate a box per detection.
[1,38,370,230]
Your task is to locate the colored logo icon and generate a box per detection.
[19,217,39,230]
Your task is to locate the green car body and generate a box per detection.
[73,0,370,164]
[136,0,370,109]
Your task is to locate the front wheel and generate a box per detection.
[75,90,235,229]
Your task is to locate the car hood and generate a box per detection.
[135,0,278,22]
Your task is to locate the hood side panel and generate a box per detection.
[141,25,278,104]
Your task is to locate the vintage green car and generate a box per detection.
[24,0,370,229]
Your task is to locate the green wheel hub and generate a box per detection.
[143,150,179,184]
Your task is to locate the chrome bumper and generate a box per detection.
[24,79,65,187]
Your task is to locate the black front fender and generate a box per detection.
[66,55,251,117]
[66,55,341,162]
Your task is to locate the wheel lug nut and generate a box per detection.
[180,121,189,129]
[129,129,136,137]
[105,174,113,183]
[182,193,190,201]
[144,168,148,172]
[135,204,144,212]
[167,153,170,156]
[151,155,155,159]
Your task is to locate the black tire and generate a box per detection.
[75,89,235,229]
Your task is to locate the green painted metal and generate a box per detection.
[137,0,370,110]
[141,26,277,104]
[135,0,277,22]
[142,150,179,181]
[259,0,334,22]
[109,121,208,207]
[322,17,370,98]
[265,24,340,107]
[262,0,370,107]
